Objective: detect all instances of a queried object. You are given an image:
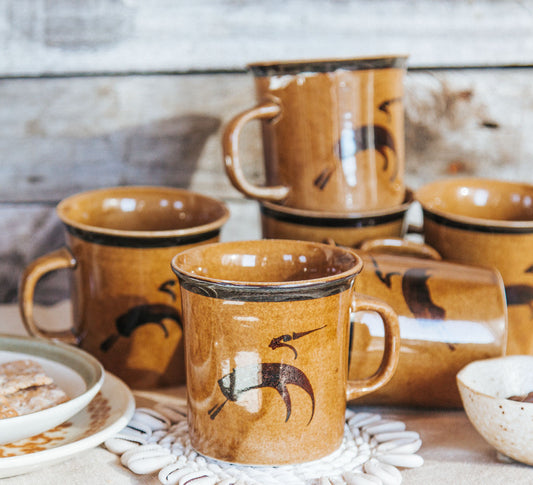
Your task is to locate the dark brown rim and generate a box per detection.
[171,240,363,301]
[261,189,413,227]
[248,55,408,76]
[57,186,230,240]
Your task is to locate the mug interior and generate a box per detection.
[57,186,229,236]
[416,178,533,223]
[172,240,362,285]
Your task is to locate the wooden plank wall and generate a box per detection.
[1,0,533,303]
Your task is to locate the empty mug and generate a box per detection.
[19,186,229,389]
[171,239,400,465]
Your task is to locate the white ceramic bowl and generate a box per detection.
[0,335,104,445]
[457,355,533,465]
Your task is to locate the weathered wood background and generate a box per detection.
[1,0,533,303]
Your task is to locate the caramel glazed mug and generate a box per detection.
[19,186,229,389]
[350,248,507,408]
[415,177,533,356]
[223,55,408,213]
[171,239,401,465]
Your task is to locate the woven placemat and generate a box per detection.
[104,400,423,485]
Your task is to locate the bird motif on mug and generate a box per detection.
[208,363,315,425]
[504,264,533,317]
[370,256,401,289]
[314,124,398,191]
[268,325,326,359]
[401,268,446,321]
[378,97,402,120]
[100,303,182,352]
[313,97,400,191]
[99,278,182,352]
[208,325,323,423]
[371,259,446,321]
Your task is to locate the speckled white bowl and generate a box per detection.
[457,355,533,465]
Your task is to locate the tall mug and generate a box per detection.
[224,55,408,213]
[171,239,400,465]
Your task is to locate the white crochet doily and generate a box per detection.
[104,399,423,485]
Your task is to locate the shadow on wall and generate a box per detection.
[0,113,220,304]
[0,208,65,304]
[120,114,221,188]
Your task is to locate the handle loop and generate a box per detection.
[19,247,78,344]
[346,294,400,401]
[223,101,290,201]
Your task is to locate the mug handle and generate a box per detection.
[346,294,401,401]
[18,247,78,344]
[223,101,290,202]
[359,237,441,260]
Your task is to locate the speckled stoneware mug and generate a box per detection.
[350,251,507,408]
[260,189,414,247]
[223,55,407,213]
[171,239,400,465]
[19,186,229,389]
[415,177,533,355]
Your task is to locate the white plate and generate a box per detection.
[0,371,135,478]
[0,335,105,445]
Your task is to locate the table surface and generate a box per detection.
[2,302,533,484]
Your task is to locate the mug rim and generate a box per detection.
[56,185,230,239]
[248,54,408,76]
[171,239,363,296]
[261,188,413,222]
[415,177,533,232]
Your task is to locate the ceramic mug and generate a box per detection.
[19,186,229,389]
[171,239,400,465]
[224,55,407,212]
[415,177,533,355]
[261,189,414,247]
[350,251,507,408]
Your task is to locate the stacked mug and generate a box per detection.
[223,55,410,246]
[223,56,507,408]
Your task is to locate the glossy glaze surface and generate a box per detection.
[415,178,533,355]
[19,186,229,389]
[171,240,400,465]
[261,190,413,247]
[350,252,507,408]
[173,239,361,285]
[224,55,407,212]
[416,177,533,225]
[57,185,229,236]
